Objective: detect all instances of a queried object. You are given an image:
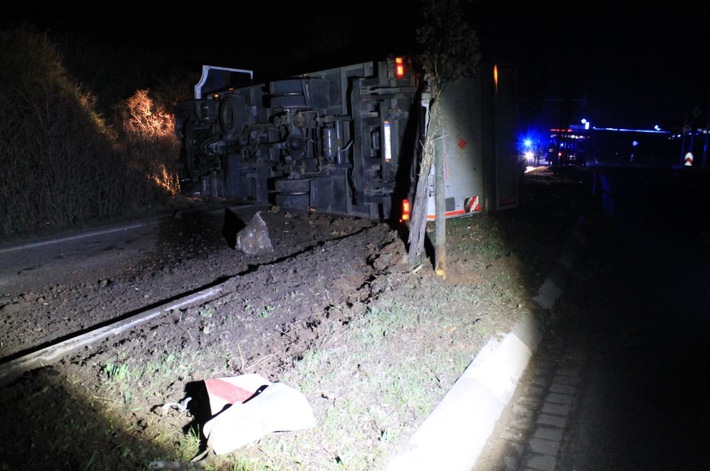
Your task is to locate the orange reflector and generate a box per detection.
[401,199,411,221]
[395,57,405,79]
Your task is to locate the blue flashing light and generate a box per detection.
[592,126,669,134]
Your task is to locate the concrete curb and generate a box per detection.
[386,227,585,471]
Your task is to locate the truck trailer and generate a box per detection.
[174,56,521,222]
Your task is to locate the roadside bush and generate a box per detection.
[0,25,183,240]
[110,89,182,212]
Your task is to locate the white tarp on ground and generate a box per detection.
[202,373,315,455]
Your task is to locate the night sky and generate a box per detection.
[474,0,710,132]
[4,0,709,132]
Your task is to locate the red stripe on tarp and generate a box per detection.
[205,378,256,405]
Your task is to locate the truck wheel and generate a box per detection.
[219,97,244,135]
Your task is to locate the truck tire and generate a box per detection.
[219,97,244,135]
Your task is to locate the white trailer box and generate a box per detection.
[426,64,521,219]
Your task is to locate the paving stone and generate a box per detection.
[536,413,568,428]
[541,402,571,416]
[533,426,563,441]
[529,437,561,456]
[544,392,573,405]
[523,452,557,471]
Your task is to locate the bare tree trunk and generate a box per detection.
[434,121,446,279]
[408,99,441,268]
[414,0,480,274]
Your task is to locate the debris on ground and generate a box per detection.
[236,211,274,255]
[202,374,315,455]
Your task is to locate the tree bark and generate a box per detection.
[434,117,446,279]
[408,99,441,269]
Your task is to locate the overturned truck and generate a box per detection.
[174,56,521,222]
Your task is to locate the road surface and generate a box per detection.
[474,165,710,470]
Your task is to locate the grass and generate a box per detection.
[446,216,510,260]
[103,362,131,382]
[218,267,524,471]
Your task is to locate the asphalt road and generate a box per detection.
[557,167,710,469]
[0,204,262,296]
[0,219,160,296]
